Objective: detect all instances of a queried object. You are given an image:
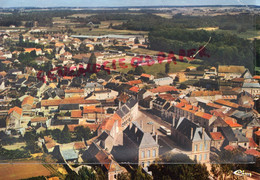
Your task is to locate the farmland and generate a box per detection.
[0,160,52,180]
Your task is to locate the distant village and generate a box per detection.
[0,25,260,180]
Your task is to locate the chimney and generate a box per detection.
[202,127,205,140]
[155,132,158,144]
[191,127,193,140]
[152,124,155,135]
[119,101,122,109]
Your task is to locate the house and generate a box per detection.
[82,140,126,180]
[190,91,222,101]
[115,97,138,127]
[140,73,154,82]
[116,122,159,168]
[233,129,249,149]
[210,132,225,150]
[153,77,173,86]
[30,117,49,127]
[241,81,260,97]
[171,117,211,163]
[83,106,105,123]
[43,136,56,153]
[6,106,22,129]
[24,48,43,55]
[64,89,84,98]
[218,65,246,80]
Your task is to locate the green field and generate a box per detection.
[117,61,200,77]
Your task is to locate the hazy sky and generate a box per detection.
[0,0,258,8]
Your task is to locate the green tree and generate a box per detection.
[74,126,92,141]
[165,63,170,74]
[61,124,71,143]
[9,99,22,108]
[133,166,152,180]
[134,66,145,75]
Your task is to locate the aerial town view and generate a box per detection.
[0,0,260,179]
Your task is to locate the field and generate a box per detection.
[0,160,52,180]
[72,20,148,36]
[117,61,200,77]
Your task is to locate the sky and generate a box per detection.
[0,0,258,8]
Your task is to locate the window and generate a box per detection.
[200,144,203,151]
[147,150,150,158]
[152,149,156,157]
[204,154,207,160]
[195,144,198,151]
[199,154,202,161]
[194,155,197,160]
[147,161,150,166]
[205,142,208,150]
[114,174,117,179]
[141,151,145,158]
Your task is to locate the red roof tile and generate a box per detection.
[210,132,224,141]
[244,149,260,157]
[255,130,260,136]
[129,86,139,93]
[215,99,239,109]
[225,120,242,128]
[22,96,34,106]
[140,73,151,78]
[74,142,86,150]
[8,106,22,115]
[149,85,178,93]
[224,145,236,151]
[127,80,142,86]
[248,138,258,148]
[71,110,82,118]
[31,117,47,123]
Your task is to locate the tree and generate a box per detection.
[179,83,187,89]
[134,66,145,75]
[165,63,170,74]
[79,43,89,53]
[117,172,131,180]
[74,126,92,141]
[78,167,96,180]
[134,37,140,44]
[133,166,152,180]
[88,53,97,73]
[149,153,209,180]
[9,99,22,108]
[60,124,71,143]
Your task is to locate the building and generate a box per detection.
[171,117,211,163]
[218,65,246,80]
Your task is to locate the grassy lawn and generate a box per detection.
[117,61,200,77]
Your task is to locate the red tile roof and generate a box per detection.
[195,111,213,120]
[31,117,47,123]
[149,85,178,93]
[71,110,83,118]
[248,138,258,148]
[244,149,260,157]
[22,96,34,106]
[8,106,22,115]
[100,113,121,132]
[83,106,104,114]
[253,75,260,80]
[215,99,239,109]
[127,80,142,86]
[74,142,86,150]
[255,130,260,136]
[129,86,139,93]
[41,99,62,107]
[68,124,100,132]
[191,91,222,97]
[210,132,224,141]
[225,120,242,128]
[206,102,222,109]
[140,73,151,78]
[65,89,84,93]
[158,94,176,101]
[224,145,236,151]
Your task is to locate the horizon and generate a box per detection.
[0,0,258,8]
